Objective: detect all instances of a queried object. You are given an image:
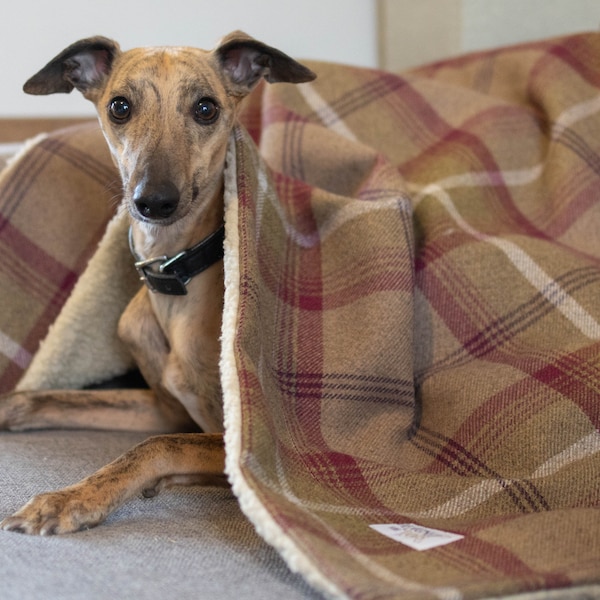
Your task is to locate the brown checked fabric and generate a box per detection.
[0,123,118,391]
[225,33,600,599]
[2,33,600,599]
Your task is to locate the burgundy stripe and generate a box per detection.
[421,266,600,378]
[0,137,66,220]
[0,217,77,284]
[531,347,600,427]
[0,360,25,393]
[410,434,537,514]
[317,72,408,125]
[418,427,550,512]
[545,40,600,89]
[555,128,600,176]
[274,369,414,405]
[0,267,79,393]
[281,114,308,183]
[452,534,572,586]
[55,142,118,186]
[0,245,66,305]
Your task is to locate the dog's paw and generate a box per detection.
[0,392,35,431]
[0,488,104,535]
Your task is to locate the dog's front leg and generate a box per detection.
[0,388,194,432]
[120,282,224,434]
[0,433,225,535]
[118,287,199,431]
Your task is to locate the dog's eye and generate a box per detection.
[194,98,219,124]
[109,97,132,122]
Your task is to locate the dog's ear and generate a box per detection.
[24,37,120,100]
[214,31,316,97]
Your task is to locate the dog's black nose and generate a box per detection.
[133,181,180,220]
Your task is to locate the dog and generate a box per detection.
[0,32,315,535]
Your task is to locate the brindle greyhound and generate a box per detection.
[0,32,315,535]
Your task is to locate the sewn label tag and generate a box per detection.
[370,523,464,551]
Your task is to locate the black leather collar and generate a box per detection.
[129,225,225,296]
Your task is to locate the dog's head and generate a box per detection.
[24,32,315,230]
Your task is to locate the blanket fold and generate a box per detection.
[1,33,600,600]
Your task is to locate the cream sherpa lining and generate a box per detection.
[17,206,137,391]
[219,128,346,600]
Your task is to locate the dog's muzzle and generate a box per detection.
[129,225,225,295]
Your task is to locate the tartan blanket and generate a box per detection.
[1,33,600,599]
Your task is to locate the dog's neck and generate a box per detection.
[129,179,225,261]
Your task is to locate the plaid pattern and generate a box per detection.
[0,123,118,392]
[225,33,600,599]
[0,33,599,599]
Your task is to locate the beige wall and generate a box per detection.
[378,0,600,72]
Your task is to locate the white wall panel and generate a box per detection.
[1,0,377,116]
